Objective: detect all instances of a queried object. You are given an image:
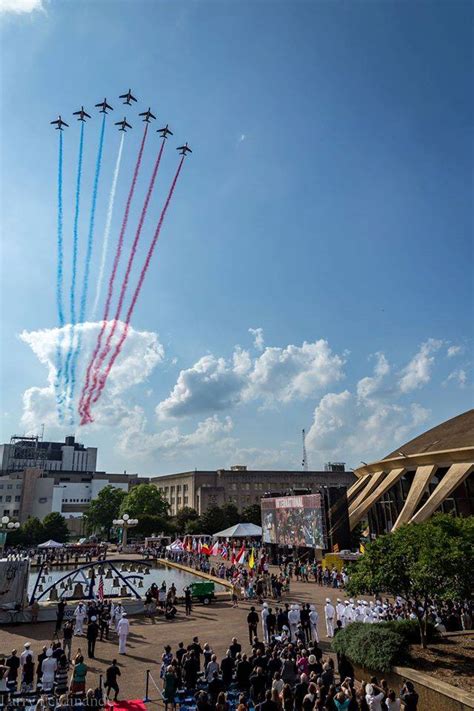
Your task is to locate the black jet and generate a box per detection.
[176,142,192,155]
[157,124,173,139]
[95,98,114,114]
[139,107,156,123]
[50,115,69,131]
[73,106,91,122]
[119,89,137,105]
[115,117,132,132]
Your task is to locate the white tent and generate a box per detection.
[38,539,64,548]
[213,523,262,538]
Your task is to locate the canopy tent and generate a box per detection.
[37,539,64,548]
[213,523,262,538]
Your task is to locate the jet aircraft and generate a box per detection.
[50,116,69,130]
[157,124,173,139]
[115,117,132,132]
[119,89,137,105]
[176,142,192,155]
[95,98,113,114]
[139,107,156,123]
[73,106,91,122]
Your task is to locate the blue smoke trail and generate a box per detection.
[67,114,106,424]
[61,121,85,408]
[54,130,65,422]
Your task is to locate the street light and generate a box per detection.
[112,515,138,547]
[0,515,20,553]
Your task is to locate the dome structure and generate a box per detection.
[346,410,474,534]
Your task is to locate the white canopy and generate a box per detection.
[38,539,64,548]
[213,523,262,538]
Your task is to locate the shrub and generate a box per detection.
[332,623,408,672]
[382,619,438,645]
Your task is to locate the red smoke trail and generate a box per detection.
[78,124,148,419]
[81,156,185,424]
[81,137,166,418]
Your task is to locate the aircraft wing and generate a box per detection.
[125,121,132,129]
[130,94,137,102]
[105,102,113,110]
[119,93,128,99]
[73,110,81,115]
[84,111,91,118]
[63,121,69,127]
[150,112,156,119]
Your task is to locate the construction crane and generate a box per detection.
[302,428,309,471]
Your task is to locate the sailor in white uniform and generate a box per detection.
[117,612,130,654]
[261,603,269,643]
[324,598,336,638]
[73,602,87,636]
[309,605,319,642]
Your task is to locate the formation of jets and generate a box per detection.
[51,89,191,155]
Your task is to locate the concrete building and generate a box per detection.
[346,409,474,535]
[0,435,97,473]
[151,464,355,516]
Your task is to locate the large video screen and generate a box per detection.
[261,494,326,548]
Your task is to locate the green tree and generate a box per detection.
[241,504,261,526]
[199,506,227,534]
[42,512,69,543]
[346,514,474,648]
[120,483,170,518]
[84,486,127,539]
[220,503,240,527]
[132,514,176,538]
[21,517,45,546]
[175,506,199,533]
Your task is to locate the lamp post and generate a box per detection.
[0,515,21,554]
[112,513,138,547]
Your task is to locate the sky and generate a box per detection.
[0,0,472,477]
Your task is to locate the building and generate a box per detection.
[0,435,97,473]
[346,409,474,535]
[0,435,146,535]
[151,464,355,516]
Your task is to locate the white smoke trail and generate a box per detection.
[91,132,125,318]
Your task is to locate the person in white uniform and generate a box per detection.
[261,603,269,643]
[20,642,35,666]
[114,603,125,631]
[324,598,336,638]
[309,605,319,642]
[117,612,130,654]
[41,649,57,692]
[74,602,87,636]
[288,604,300,642]
[336,599,345,627]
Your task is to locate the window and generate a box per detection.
[3,509,9,516]
[231,483,237,491]
[177,484,181,491]
[15,496,21,502]
[245,483,250,490]
[39,497,47,504]
[0,484,3,489]
[183,484,188,492]
[13,510,19,516]
[7,485,12,490]
[0,496,2,502]
[183,496,189,505]
[6,496,11,503]
[16,484,21,489]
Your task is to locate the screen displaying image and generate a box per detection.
[261,494,326,548]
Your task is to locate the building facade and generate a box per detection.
[151,465,355,516]
[0,435,97,473]
[346,409,474,535]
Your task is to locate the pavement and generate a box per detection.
[0,563,342,707]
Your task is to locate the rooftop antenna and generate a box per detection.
[40,423,45,441]
[302,429,309,471]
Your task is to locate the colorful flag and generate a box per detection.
[221,544,228,559]
[210,541,220,556]
[236,544,246,564]
[248,548,255,569]
[359,543,366,554]
[231,544,236,564]
[97,575,104,602]
[197,539,202,554]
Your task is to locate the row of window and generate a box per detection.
[0,495,21,503]
[0,483,22,490]
[3,509,19,517]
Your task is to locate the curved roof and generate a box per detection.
[213,523,262,538]
[384,409,474,459]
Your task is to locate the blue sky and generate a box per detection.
[0,0,472,476]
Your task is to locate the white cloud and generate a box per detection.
[447,345,463,358]
[398,339,442,393]
[239,134,246,142]
[443,369,468,389]
[0,0,44,13]
[19,321,164,429]
[357,352,390,401]
[249,327,265,351]
[156,338,346,419]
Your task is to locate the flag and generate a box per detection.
[248,548,255,569]
[221,544,228,559]
[333,543,340,553]
[192,537,198,551]
[236,544,246,564]
[359,543,366,554]
[210,541,220,556]
[201,543,211,556]
[198,540,202,554]
[231,544,236,564]
[98,575,104,602]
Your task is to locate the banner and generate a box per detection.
[0,559,30,608]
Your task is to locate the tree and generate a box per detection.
[84,486,127,539]
[42,512,69,543]
[132,514,176,538]
[241,504,261,526]
[21,517,45,546]
[175,506,199,533]
[220,503,240,527]
[199,506,227,534]
[120,483,170,518]
[346,514,474,648]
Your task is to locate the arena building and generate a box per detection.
[346,409,474,535]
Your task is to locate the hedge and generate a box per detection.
[382,618,438,645]
[332,623,409,672]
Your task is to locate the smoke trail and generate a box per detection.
[81,156,185,424]
[82,136,166,416]
[91,132,125,318]
[54,130,65,422]
[78,124,149,420]
[67,114,106,424]
[60,120,85,417]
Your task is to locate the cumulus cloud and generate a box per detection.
[443,369,468,389]
[0,0,44,13]
[19,321,164,429]
[157,338,346,419]
[398,339,442,393]
[249,327,265,351]
[447,345,463,358]
[357,352,390,401]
